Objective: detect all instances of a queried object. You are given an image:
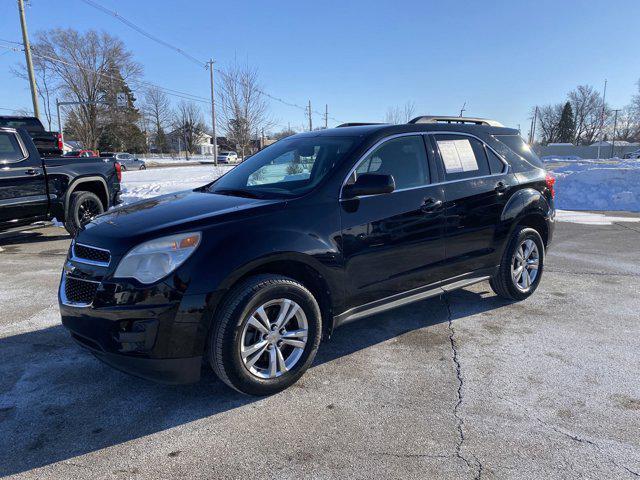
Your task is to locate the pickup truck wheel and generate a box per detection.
[208,274,322,395]
[64,191,104,236]
[490,227,544,301]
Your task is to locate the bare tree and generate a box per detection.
[172,101,206,158]
[385,106,402,124]
[613,106,640,142]
[403,101,416,122]
[568,85,607,145]
[31,28,141,148]
[385,101,416,124]
[217,61,272,157]
[11,53,58,130]
[143,87,172,152]
[273,127,297,140]
[536,104,563,144]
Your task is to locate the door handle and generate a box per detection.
[25,168,40,176]
[495,181,507,193]
[420,197,443,213]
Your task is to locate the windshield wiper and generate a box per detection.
[212,188,264,199]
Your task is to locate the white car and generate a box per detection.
[217,151,239,164]
[622,150,640,159]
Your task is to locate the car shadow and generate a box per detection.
[0,287,512,476]
[0,229,69,247]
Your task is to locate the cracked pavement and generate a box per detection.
[1,215,640,479]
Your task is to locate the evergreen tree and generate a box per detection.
[557,101,576,144]
[97,62,146,153]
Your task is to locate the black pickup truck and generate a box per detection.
[0,115,64,157]
[0,127,121,236]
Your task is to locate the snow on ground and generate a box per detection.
[120,165,233,204]
[139,155,244,166]
[142,157,216,166]
[555,210,640,225]
[549,158,640,212]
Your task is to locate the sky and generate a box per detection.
[0,0,638,135]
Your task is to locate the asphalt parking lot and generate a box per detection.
[1,216,639,479]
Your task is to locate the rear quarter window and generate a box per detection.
[493,135,543,169]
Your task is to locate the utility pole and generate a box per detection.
[307,100,313,131]
[324,104,328,129]
[459,101,466,117]
[56,99,62,139]
[208,59,218,165]
[610,108,620,159]
[17,0,40,119]
[597,79,607,160]
[529,106,539,144]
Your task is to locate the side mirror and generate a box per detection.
[342,173,395,199]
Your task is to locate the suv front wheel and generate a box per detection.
[490,227,544,300]
[208,275,322,395]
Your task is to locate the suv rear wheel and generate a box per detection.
[64,191,104,237]
[490,227,544,300]
[208,274,322,395]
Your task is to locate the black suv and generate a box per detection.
[59,116,555,395]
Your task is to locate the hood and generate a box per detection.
[78,189,282,248]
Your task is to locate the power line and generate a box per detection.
[0,38,23,45]
[0,43,210,105]
[76,0,345,125]
[78,0,206,68]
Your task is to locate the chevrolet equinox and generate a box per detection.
[59,116,555,395]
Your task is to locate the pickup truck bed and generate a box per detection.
[0,115,63,157]
[0,127,121,236]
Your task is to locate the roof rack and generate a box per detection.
[336,122,386,128]
[408,116,504,127]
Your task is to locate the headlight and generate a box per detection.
[114,232,201,284]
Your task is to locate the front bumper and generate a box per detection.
[70,328,201,384]
[58,259,215,384]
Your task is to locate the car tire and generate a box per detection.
[64,191,104,237]
[139,164,146,170]
[208,274,322,396]
[490,227,544,301]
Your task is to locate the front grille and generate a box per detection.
[73,243,111,265]
[64,276,99,305]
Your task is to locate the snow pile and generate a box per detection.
[120,165,233,204]
[551,159,640,212]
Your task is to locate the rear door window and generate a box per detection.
[0,132,25,163]
[433,134,490,181]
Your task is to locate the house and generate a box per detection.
[165,130,215,155]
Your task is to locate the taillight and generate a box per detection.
[545,172,555,199]
[57,133,63,151]
[115,161,122,182]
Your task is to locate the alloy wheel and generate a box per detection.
[511,239,539,291]
[240,298,308,379]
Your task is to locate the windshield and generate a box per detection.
[208,136,355,198]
